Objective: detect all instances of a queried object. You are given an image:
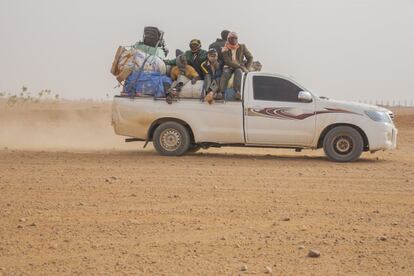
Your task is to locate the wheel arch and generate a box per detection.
[317,123,369,151]
[146,117,195,143]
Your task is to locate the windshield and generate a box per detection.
[286,76,319,98]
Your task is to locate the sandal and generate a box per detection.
[204,91,214,104]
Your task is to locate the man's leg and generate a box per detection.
[203,74,212,95]
[203,74,214,103]
[233,68,243,93]
[233,68,243,100]
[219,68,233,98]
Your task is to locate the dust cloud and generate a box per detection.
[0,100,134,151]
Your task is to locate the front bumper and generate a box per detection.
[368,123,397,151]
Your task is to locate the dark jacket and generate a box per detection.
[209,38,226,61]
[222,44,253,70]
[201,60,223,80]
[166,50,208,79]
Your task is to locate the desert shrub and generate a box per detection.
[3,86,60,106]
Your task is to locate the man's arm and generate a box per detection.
[222,49,242,69]
[243,45,253,70]
[170,67,179,81]
[188,66,199,79]
[164,58,177,66]
[200,61,209,75]
[188,66,200,84]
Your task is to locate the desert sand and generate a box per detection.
[0,101,413,275]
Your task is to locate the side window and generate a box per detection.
[253,76,302,102]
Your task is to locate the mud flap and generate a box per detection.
[143,140,149,148]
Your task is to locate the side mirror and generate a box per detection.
[298,91,313,103]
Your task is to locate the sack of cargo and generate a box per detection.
[111,46,136,77]
[118,49,135,72]
[124,71,172,97]
[116,67,133,83]
[179,80,204,98]
[111,47,167,83]
[137,26,168,57]
[134,41,167,59]
[110,47,135,82]
[170,75,203,98]
[143,26,162,47]
[110,46,125,76]
[132,49,166,74]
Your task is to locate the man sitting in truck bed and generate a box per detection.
[201,48,223,103]
[219,32,253,100]
[166,54,200,103]
[170,54,200,84]
[209,30,230,64]
[165,39,207,80]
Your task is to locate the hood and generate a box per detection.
[317,98,391,114]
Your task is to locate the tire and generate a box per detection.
[153,122,191,156]
[323,126,364,162]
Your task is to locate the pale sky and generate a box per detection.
[0,0,413,103]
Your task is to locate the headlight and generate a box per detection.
[364,111,391,123]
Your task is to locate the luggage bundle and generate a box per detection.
[110,26,171,97]
[124,71,171,98]
[170,75,204,98]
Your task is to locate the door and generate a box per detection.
[244,74,316,146]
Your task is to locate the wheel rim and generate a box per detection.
[160,128,182,151]
[333,135,354,155]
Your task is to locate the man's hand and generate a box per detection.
[240,66,249,73]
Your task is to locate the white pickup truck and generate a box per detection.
[112,72,397,162]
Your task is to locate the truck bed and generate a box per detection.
[112,96,245,144]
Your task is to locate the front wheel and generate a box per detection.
[323,126,364,162]
[153,122,191,156]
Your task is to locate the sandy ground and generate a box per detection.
[0,101,413,275]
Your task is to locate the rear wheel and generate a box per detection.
[153,122,190,156]
[323,126,364,162]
